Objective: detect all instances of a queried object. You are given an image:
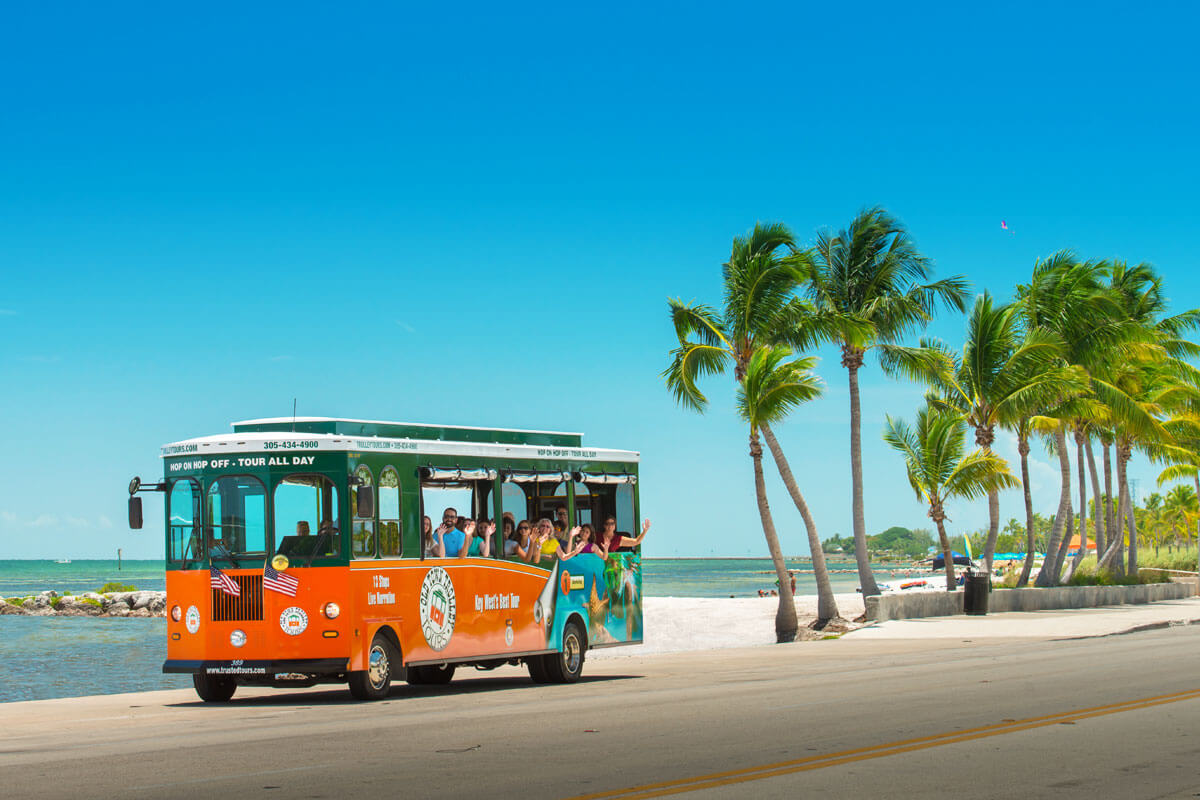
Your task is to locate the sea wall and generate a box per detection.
[865,582,1196,622]
[0,590,166,617]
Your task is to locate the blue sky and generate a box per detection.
[2,2,1198,558]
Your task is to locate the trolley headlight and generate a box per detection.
[230,629,247,648]
[170,605,182,622]
[271,554,289,571]
[323,602,340,619]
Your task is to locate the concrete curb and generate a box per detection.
[1055,616,1200,641]
[866,582,1195,622]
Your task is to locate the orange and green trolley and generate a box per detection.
[128,417,642,702]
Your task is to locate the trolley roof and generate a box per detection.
[233,417,583,447]
[160,418,639,463]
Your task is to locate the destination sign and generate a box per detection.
[168,455,317,473]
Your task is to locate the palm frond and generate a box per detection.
[662,343,731,413]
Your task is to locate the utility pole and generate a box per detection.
[117,548,122,570]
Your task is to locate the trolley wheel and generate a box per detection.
[349,634,396,701]
[192,673,237,703]
[527,655,551,684]
[545,621,586,684]
[414,664,456,685]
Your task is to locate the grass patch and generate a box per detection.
[80,597,102,607]
[1136,547,1198,573]
[98,582,138,593]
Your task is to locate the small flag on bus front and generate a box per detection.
[210,567,241,597]
[264,563,299,597]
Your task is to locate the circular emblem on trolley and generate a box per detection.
[505,622,514,647]
[279,606,308,636]
[185,605,201,634]
[419,567,456,651]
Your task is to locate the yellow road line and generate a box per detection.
[570,688,1200,800]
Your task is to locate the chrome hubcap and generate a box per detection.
[367,645,390,689]
[564,633,581,673]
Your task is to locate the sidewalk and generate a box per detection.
[842,597,1200,640]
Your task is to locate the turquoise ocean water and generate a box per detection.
[0,557,904,703]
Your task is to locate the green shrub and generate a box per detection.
[50,597,63,609]
[98,582,137,593]
[81,597,102,607]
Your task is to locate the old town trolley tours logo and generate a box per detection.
[419,567,457,651]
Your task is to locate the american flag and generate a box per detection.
[264,562,299,597]
[210,566,241,597]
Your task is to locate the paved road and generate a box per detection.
[3,627,1199,800]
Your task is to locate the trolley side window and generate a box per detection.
[351,465,376,559]
[273,473,341,561]
[378,466,402,557]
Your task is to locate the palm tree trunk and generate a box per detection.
[750,431,798,643]
[1086,438,1104,555]
[1036,426,1073,587]
[1121,446,1138,576]
[1112,445,1127,578]
[977,426,1001,575]
[760,423,840,626]
[983,489,1000,575]
[1063,431,1089,582]
[844,355,880,597]
[933,516,956,591]
[1017,431,1036,587]
[1052,509,1074,583]
[1103,442,1115,558]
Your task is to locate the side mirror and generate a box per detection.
[128,497,143,529]
[355,486,374,518]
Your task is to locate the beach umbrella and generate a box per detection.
[931,552,974,568]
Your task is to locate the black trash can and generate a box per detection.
[963,572,990,615]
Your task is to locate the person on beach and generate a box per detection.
[598,517,651,555]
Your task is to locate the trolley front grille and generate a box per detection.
[211,574,264,621]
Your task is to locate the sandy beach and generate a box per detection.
[590,592,866,659]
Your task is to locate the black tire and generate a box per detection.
[349,634,396,701]
[405,665,426,685]
[545,621,586,684]
[527,655,551,684]
[415,664,456,685]
[192,673,236,703]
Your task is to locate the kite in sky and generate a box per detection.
[1001,220,1011,231]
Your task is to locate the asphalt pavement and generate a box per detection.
[3,601,1200,800]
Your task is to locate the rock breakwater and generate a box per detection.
[0,590,167,617]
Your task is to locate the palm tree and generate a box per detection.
[885,292,1084,574]
[1015,252,1163,584]
[663,222,839,640]
[738,346,839,626]
[1093,359,1174,575]
[883,404,1020,590]
[806,207,968,596]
